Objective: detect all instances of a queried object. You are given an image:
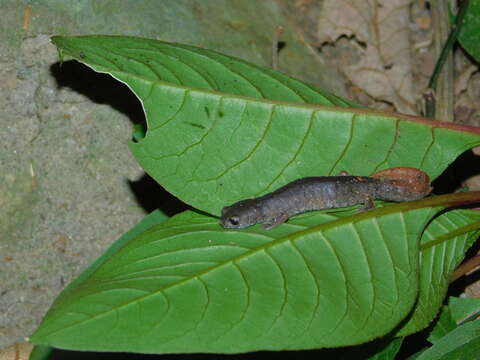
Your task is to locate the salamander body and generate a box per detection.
[220,167,431,229]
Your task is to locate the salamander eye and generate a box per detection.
[228,217,240,226]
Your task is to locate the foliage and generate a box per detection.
[28,35,480,357]
[459,0,480,61]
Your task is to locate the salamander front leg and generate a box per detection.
[263,213,289,229]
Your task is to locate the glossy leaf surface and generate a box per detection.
[30,193,480,354]
[51,36,480,216]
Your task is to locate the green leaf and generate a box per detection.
[367,338,403,360]
[427,306,457,344]
[29,193,480,354]
[396,209,480,336]
[459,0,480,61]
[50,35,480,216]
[28,345,53,360]
[416,319,480,360]
[427,297,480,346]
[329,337,404,359]
[450,297,480,323]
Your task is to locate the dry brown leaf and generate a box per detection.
[465,276,480,298]
[455,64,477,97]
[317,0,417,114]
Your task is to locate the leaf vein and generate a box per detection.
[327,113,356,175]
[260,109,314,195]
[349,223,376,331]
[289,240,320,339]
[264,248,288,329]
[202,103,274,184]
[372,118,399,173]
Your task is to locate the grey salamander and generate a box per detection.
[220,167,431,229]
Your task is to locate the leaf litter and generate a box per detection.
[317,0,416,114]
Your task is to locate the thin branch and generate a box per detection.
[451,255,480,282]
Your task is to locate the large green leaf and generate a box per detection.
[396,209,480,336]
[29,193,480,354]
[51,35,480,216]
[44,35,480,355]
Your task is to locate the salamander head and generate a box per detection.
[371,167,432,201]
[220,199,261,229]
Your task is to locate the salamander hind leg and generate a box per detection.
[263,213,289,229]
[359,195,374,211]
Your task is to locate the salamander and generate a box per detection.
[220,167,431,229]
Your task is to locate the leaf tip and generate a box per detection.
[51,36,64,64]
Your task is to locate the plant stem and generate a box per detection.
[451,255,480,282]
[425,0,470,119]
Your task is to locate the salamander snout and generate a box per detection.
[220,199,261,229]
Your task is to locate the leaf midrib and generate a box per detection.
[420,221,480,251]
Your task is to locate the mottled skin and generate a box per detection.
[220,167,431,229]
